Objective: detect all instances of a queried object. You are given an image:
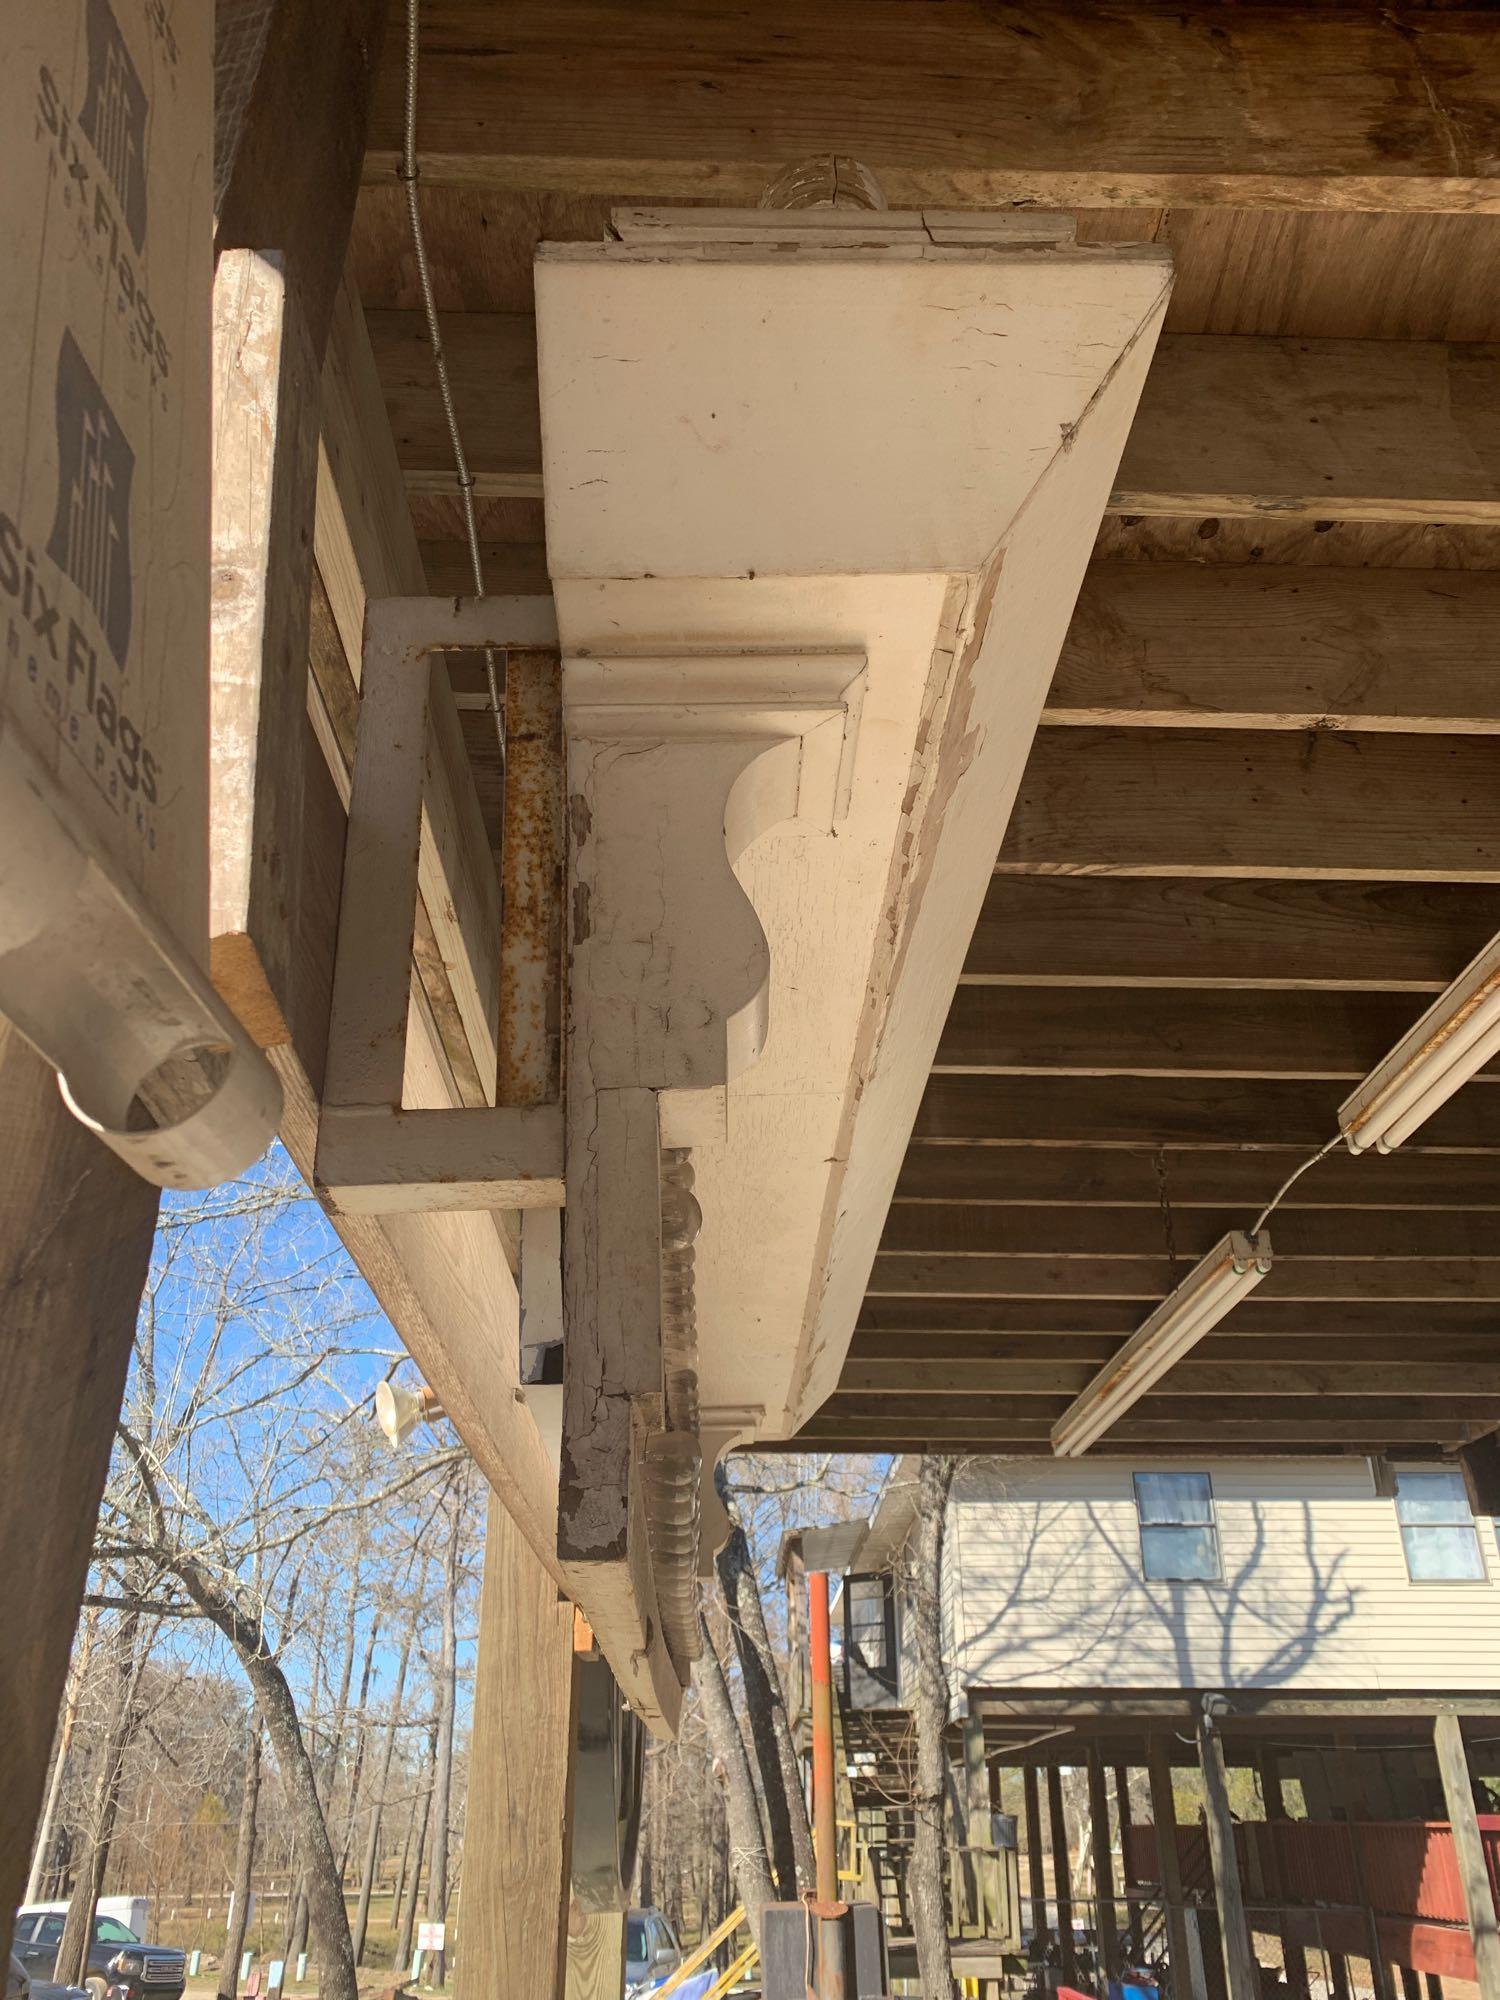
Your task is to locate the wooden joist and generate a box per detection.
[879,1204,1500,1263]
[364,3,1500,212]
[369,322,1500,527]
[826,1387,1500,1422]
[912,1074,1500,1149]
[855,1298,1500,1338]
[839,1358,1500,1397]
[867,1253,1500,1302]
[965,879,1500,992]
[996,728,1500,881]
[934,985,1488,1080]
[851,1329,1500,1365]
[1113,338,1500,524]
[795,1414,1487,1447]
[1048,566,1500,733]
[895,1143,1500,1208]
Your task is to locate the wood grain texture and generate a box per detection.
[1433,1715,1500,2000]
[839,1358,1500,1398]
[856,1298,1500,1338]
[216,0,386,353]
[851,1328,1500,1364]
[966,878,1500,991]
[935,986,1483,1079]
[913,1073,1500,1149]
[363,3,1500,211]
[369,320,1500,529]
[879,1204,1500,1263]
[1049,566,1500,732]
[0,1024,158,1968]
[997,728,1500,881]
[457,1496,575,2000]
[564,1910,625,2000]
[1114,338,1500,525]
[353,192,1500,343]
[867,1252,1500,1303]
[317,278,503,1098]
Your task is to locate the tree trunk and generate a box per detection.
[284,1881,309,1967]
[171,1561,357,2000]
[425,1503,461,1985]
[910,1453,958,2000]
[395,1763,433,1974]
[351,1625,414,1966]
[715,1502,816,1897]
[694,1614,776,1943]
[219,1722,263,2000]
[336,1614,382,1882]
[58,1614,144,1986]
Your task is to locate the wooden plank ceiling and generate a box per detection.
[351,0,1500,1460]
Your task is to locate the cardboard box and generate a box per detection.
[1,0,211,956]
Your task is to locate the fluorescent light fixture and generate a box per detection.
[1050,1230,1272,1459]
[1339,933,1500,1156]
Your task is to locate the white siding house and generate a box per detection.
[944,1457,1500,1697]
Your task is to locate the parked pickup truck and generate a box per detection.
[13,1911,184,2000]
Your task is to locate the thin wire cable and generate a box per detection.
[1251,1132,1343,1238]
[399,0,505,766]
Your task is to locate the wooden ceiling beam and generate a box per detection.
[895,1143,1500,1208]
[837,1359,1500,1399]
[934,985,1480,1080]
[794,1415,1483,1445]
[867,1253,1500,1302]
[856,1297,1500,1338]
[1048,565,1500,734]
[996,727,1500,882]
[879,1203,1500,1263]
[912,1075,1500,1150]
[965,879,1500,992]
[851,1330,1500,1365]
[364,3,1500,212]
[368,319,1500,527]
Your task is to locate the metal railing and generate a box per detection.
[1009,1889,1471,2000]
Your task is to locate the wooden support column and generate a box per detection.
[1046,1765,1078,1986]
[1434,1713,1500,2000]
[211,0,386,1044]
[1115,1766,1135,1959]
[456,1494,578,2000]
[0,1027,159,1965]
[1261,1745,1310,2000]
[1196,1712,1260,2000]
[1023,1765,1049,1954]
[1089,1754,1119,1976]
[965,1707,1002,1939]
[564,1913,626,2000]
[1149,1739,1206,2000]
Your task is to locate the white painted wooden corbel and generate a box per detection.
[315,597,567,1214]
[563,648,866,1089]
[557,648,865,1601]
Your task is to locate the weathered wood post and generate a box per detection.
[1434,1712,1500,2000]
[1149,1739,1206,2000]
[457,1495,579,2000]
[1196,1709,1260,2000]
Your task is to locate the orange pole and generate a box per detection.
[809,1569,838,1904]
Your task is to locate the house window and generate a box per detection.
[1394,1467,1485,1581]
[1134,1471,1221,1581]
[847,1576,889,1670]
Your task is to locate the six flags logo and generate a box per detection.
[80,0,148,253]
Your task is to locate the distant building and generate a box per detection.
[791,1455,1500,1998]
